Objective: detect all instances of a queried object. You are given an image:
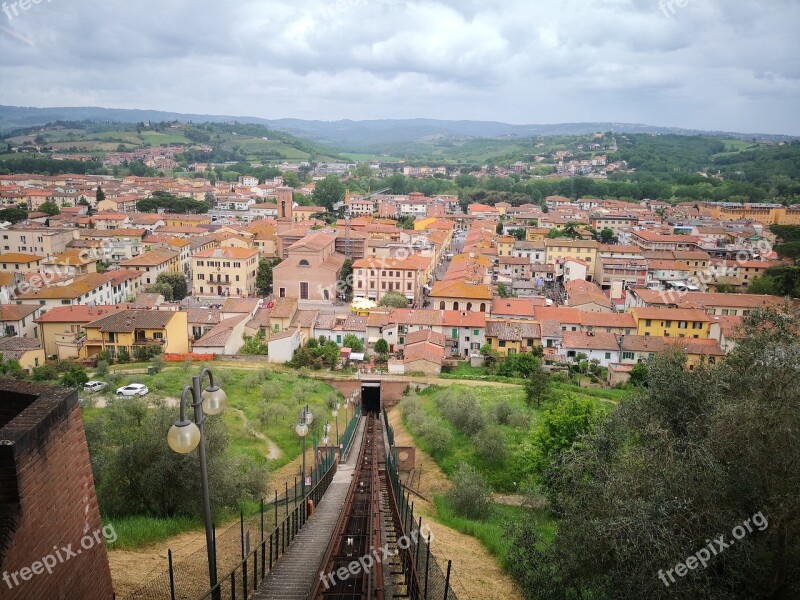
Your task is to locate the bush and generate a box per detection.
[445,463,494,520]
[474,426,509,466]
[31,363,59,382]
[95,360,110,377]
[150,355,164,374]
[490,399,515,426]
[436,389,485,436]
[420,421,453,458]
[61,365,89,388]
[133,345,162,363]
[117,349,130,364]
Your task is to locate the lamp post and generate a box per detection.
[167,368,227,599]
[296,407,310,493]
[323,420,331,446]
[331,401,340,459]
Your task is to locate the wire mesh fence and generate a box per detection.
[383,408,459,600]
[125,446,339,600]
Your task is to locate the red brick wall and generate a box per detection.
[324,379,410,407]
[1,402,113,600]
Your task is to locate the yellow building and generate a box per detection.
[293,206,327,222]
[496,236,515,257]
[0,253,45,274]
[0,337,45,372]
[545,238,598,267]
[526,227,551,242]
[192,247,259,298]
[81,309,189,360]
[629,307,712,339]
[485,319,541,356]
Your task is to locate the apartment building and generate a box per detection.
[81,309,189,360]
[352,255,432,305]
[192,247,259,298]
[629,307,712,338]
[0,226,79,256]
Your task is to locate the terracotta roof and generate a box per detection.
[429,280,493,300]
[119,249,179,267]
[188,308,221,325]
[34,304,127,323]
[485,320,541,341]
[291,310,319,328]
[195,314,248,348]
[0,304,39,321]
[193,247,258,260]
[562,331,619,351]
[85,309,175,332]
[579,312,636,329]
[565,280,613,309]
[221,298,260,314]
[405,329,446,347]
[0,336,42,359]
[0,253,44,264]
[269,297,298,319]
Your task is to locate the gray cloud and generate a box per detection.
[0,0,797,134]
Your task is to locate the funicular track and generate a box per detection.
[311,412,402,600]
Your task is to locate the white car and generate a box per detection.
[84,380,108,393]
[116,384,149,397]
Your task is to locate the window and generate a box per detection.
[473,329,479,336]
[645,319,652,327]
[622,351,634,360]
[605,352,611,359]
[451,328,458,338]
[299,259,310,267]
[198,274,205,280]
[153,332,163,340]
[692,322,702,329]
[300,282,309,300]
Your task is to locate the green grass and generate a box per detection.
[432,496,555,566]
[90,366,350,471]
[104,515,202,550]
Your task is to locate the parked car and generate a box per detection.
[116,384,149,397]
[83,380,108,393]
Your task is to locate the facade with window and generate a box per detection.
[81,309,189,359]
[192,247,259,298]
[272,231,346,301]
[352,255,432,305]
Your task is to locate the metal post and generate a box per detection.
[424,531,431,600]
[240,510,245,560]
[192,374,219,597]
[275,490,278,529]
[302,430,307,495]
[260,498,264,542]
[415,517,422,571]
[168,549,176,600]
[443,560,452,600]
[285,481,289,518]
[294,477,298,511]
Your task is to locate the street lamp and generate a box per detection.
[331,401,340,459]
[167,368,227,598]
[323,420,331,446]
[296,408,309,492]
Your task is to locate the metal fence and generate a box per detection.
[383,408,458,600]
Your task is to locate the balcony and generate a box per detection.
[132,337,166,346]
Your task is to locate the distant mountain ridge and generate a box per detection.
[0,105,795,149]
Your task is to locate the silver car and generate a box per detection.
[116,384,149,397]
[84,380,108,393]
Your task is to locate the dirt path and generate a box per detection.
[387,408,524,600]
[229,406,283,460]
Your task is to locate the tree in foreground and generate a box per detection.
[509,307,800,599]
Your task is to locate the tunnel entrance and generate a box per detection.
[361,381,381,413]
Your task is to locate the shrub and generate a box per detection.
[436,389,485,436]
[117,349,130,364]
[420,421,452,458]
[474,426,509,466]
[61,365,89,388]
[490,399,515,426]
[95,360,110,377]
[31,363,59,382]
[445,463,494,520]
[150,355,164,374]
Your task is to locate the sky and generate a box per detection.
[0,0,798,134]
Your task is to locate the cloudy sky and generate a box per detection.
[1,0,798,134]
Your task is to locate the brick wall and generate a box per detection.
[0,381,113,600]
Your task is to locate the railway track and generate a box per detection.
[311,412,405,600]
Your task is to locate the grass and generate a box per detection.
[432,496,555,567]
[91,366,350,471]
[104,515,201,550]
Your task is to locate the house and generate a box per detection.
[352,255,432,305]
[617,336,725,370]
[485,320,542,356]
[545,239,598,274]
[0,253,45,274]
[0,226,79,256]
[34,305,129,360]
[564,280,613,312]
[192,247,260,298]
[0,304,42,339]
[0,336,45,372]
[14,272,119,311]
[560,332,620,367]
[118,249,180,286]
[81,309,189,360]
[188,307,222,340]
[429,280,492,313]
[192,314,249,354]
[268,329,302,363]
[273,232,346,301]
[629,307,712,339]
[389,330,445,375]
